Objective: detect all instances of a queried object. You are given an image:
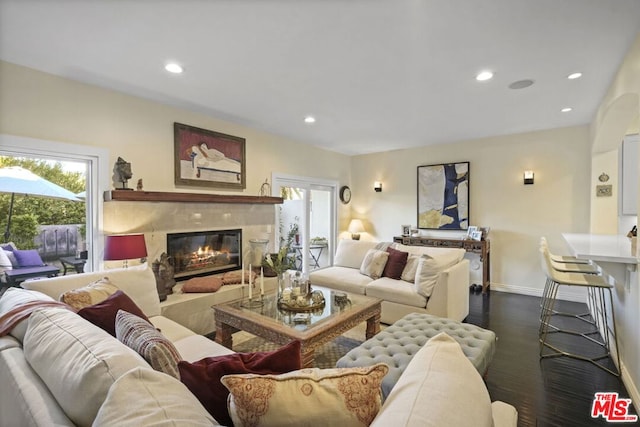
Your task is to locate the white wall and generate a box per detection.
[0,61,352,196]
[589,33,640,409]
[0,60,352,253]
[350,125,592,299]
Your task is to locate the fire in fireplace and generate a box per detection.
[167,229,242,280]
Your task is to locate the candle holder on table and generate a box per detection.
[242,285,265,308]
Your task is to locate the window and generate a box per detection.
[0,134,109,272]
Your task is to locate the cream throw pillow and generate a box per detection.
[0,248,13,270]
[400,254,420,282]
[222,363,388,427]
[93,367,219,426]
[58,277,119,309]
[359,249,389,280]
[115,309,182,379]
[24,308,148,427]
[334,239,378,269]
[371,333,495,427]
[414,250,465,298]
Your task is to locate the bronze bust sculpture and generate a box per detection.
[152,252,175,301]
[113,156,133,190]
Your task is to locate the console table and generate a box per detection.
[393,236,491,293]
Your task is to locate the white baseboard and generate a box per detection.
[489,282,587,303]
[621,362,640,414]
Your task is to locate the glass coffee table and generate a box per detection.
[213,286,381,368]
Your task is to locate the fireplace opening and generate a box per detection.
[167,229,242,280]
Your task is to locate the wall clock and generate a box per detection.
[339,186,351,204]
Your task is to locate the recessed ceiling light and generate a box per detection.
[165,63,183,74]
[304,116,316,124]
[567,72,582,80]
[476,71,494,81]
[561,107,573,113]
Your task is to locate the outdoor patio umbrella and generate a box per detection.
[0,166,81,241]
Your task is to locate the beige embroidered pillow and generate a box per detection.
[359,249,389,280]
[221,363,388,427]
[115,310,182,379]
[59,277,119,309]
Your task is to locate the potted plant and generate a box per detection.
[263,218,299,288]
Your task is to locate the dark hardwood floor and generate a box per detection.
[466,291,637,427]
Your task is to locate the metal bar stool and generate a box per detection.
[538,243,600,332]
[538,247,620,376]
[540,237,592,264]
[539,237,597,326]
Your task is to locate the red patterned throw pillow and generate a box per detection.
[78,290,150,337]
[178,340,302,426]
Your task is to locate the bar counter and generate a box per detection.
[562,233,638,265]
[561,233,640,405]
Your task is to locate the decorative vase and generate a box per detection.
[248,239,269,266]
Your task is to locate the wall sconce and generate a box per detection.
[348,219,365,240]
[104,234,148,268]
[523,171,534,185]
[374,181,382,192]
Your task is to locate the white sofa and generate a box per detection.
[310,239,470,323]
[0,263,515,426]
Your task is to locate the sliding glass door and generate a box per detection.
[272,174,337,277]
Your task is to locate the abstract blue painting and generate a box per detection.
[417,162,469,230]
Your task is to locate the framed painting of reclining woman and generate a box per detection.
[174,122,246,190]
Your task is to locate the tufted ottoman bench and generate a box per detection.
[336,312,496,398]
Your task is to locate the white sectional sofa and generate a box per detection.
[310,239,470,323]
[0,263,515,426]
[0,264,232,426]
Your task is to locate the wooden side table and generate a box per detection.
[59,256,86,275]
[393,236,491,293]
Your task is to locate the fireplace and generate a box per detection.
[167,229,242,280]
